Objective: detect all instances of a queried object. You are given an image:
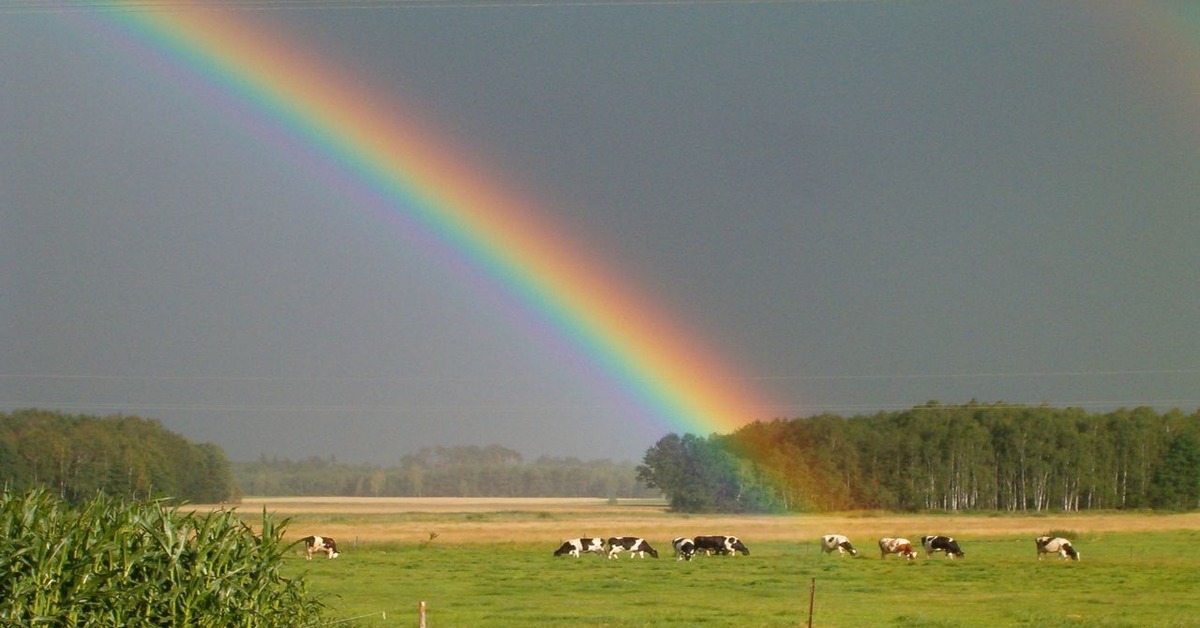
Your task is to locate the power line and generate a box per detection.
[747,368,1200,382]
[0,400,619,413]
[1,368,1196,383]
[2,398,1197,416]
[0,0,837,14]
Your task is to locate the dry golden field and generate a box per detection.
[195,497,1200,547]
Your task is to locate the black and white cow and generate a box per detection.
[606,537,659,559]
[303,535,340,560]
[878,537,917,560]
[553,537,605,558]
[921,535,965,559]
[672,537,696,561]
[820,534,858,557]
[1035,536,1080,561]
[693,535,750,556]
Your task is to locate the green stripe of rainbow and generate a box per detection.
[104,6,781,437]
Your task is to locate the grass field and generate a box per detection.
[206,499,1200,626]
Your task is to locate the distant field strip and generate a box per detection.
[204,497,1200,545]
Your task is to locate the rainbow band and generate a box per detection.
[104,6,777,437]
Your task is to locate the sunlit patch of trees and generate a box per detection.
[638,402,1200,513]
[235,445,659,499]
[0,409,238,504]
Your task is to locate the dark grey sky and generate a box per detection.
[3,1,1197,464]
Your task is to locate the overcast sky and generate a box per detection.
[3,1,1197,464]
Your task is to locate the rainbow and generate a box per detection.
[90,5,782,439]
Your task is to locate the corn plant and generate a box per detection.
[0,489,327,626]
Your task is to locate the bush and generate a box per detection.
[0,489,327,626]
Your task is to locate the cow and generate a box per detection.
[673,537,697,561]
[553,537,605,558]
[820,534,858,557]
[606,537,659,559]
[302,535,340,560]
[1035,536,1080,561]
[693,535,750,556]
[878,537,917,560]
[921,535,965,559]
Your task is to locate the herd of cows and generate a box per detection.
[300,532,1080,562]
[553,535,750,560]
[821,534,1080,561]
[549,534,1081,562]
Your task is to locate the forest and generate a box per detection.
[0,410,652,502]
[637,402,1200,513]
[234,445,658,499]
[0,409,238,504]
[5,404,1199,513]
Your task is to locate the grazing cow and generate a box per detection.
[1035,536,1080,561]
[673,537,696,561]
[553,537,605,558]
[303,535,340,560]
[921,535,965,559]
[606,537,659,559]
[693,535,750,556]
[878,537,917,560]
[820,534,858,557]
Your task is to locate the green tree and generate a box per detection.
[0,410,238,503]
[1149,432,1200,510]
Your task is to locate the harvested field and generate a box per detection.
[197,497,1200,546]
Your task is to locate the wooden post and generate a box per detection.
[806,581,816,628]
[419,600,427,628]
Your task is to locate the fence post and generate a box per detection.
[806,581,816,628]
[419,600,427,628]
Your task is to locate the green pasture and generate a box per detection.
[293,530,1200,627]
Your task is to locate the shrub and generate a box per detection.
[0,489,327,626]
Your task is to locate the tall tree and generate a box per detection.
[1149,432,1200,510]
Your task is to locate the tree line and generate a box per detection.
[0,411,654,502]
[10,404,1198,512]
[0,409,238,504]
[637,402,1200,513]
[234,445,658,499]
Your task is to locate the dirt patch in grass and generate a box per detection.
[193,497,1200,546]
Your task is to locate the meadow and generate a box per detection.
[217,498,1200,627]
